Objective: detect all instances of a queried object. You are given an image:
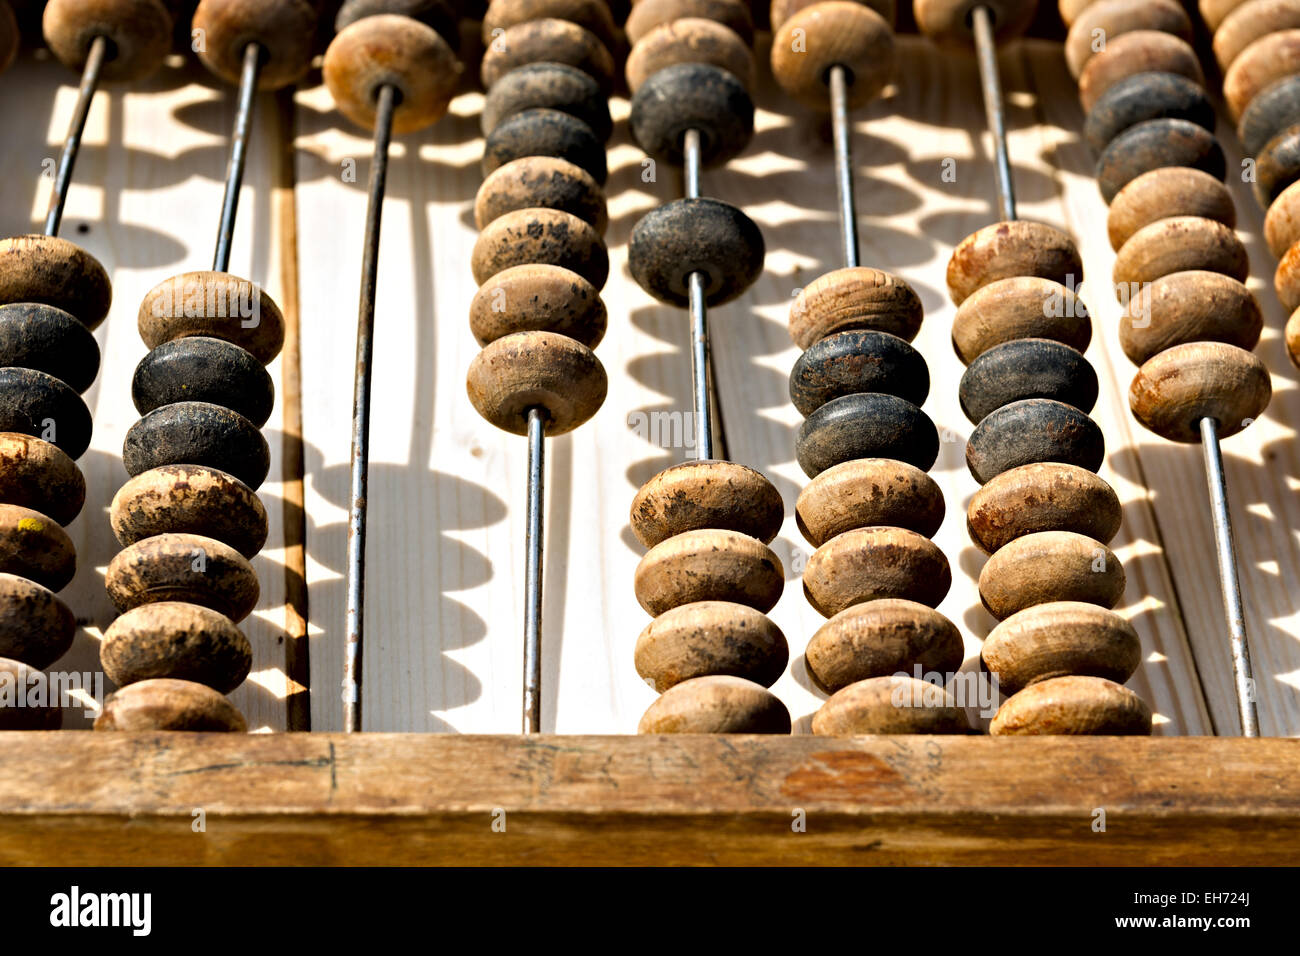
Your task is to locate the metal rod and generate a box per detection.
[342,83,397,734]
[683,128,702,200]
[972,4,1016,222]
[213,42,263,272]
[681,129,716,461]
[1199,416,1260,737]
[829,64,860,269]
[522,406,547,733]
[44,34,109,237]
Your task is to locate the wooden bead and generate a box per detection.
[1216,0,1300,71]
[796,392,938,477]
[466,330,606,435]
[959,338,1098,424]
[471,207,608,289]
[1265,178,1300,256]
[1238,73,1300,157]
[947,221,1083,306]
[95,678,246,732]
[0,303,100,394]
[1130,342,1270,442]
[796,458,944,546]
[966,399,1105,484]
[0,657,62,730]
[989,675,1151,735]
[336,0,459,47]
[0,1,15,75]
[1058,0,1097,26]
[789,267,922,350]
[138,271,285,365]
[469,263,606,348]
[476,157,606,234]
[101,601,251,694]
[0,434,84,526]
[625,0,753,45]
[1223,28,1300,121]
[193,0,318,90]
[42,0,173,81]
[951,277,1091,364]
[806,599,963,694]
[635,601,788,691]
[1287,306,1300,368]
[1078,31,1203,115]
[771,0,896,29]
[913,0,1036,48]
[111,464,268,559]
[812,675,971,734]
[979,530,1124,620]
[1095,118,1225,204]
[790,330,928,417]
[1202,0,1249,30]
[982,601,1140,695]
[105,532,260,622]
[482,62,611,141]
[1255,124,1300,206]
[0,367,92,460]
[634,529,784,615]
[483,108,607,184]
[803,526,951,617]
[630,460,783,548]
[1277,241,1300,309]
[967,462,1121,555]
[1113,217,1248,290]
[323,15,460,135]
[626,17,753,93]
[1106,167,1236,251]
[1064,0,1191,79]
[1083,71,1214,155]
[628,198,763,306]
[0,573,75,669]
[629,63,753,167]
[480,19,615,91]
[124,401,269,490]
[483,0,618,49]
[132,336,274,427]
[0,503,76,592]
[1120,271,1262,366]
[0,235,111,329]
[771,2,894,110]
[637,675,790,734]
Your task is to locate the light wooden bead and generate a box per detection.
[1202,0,1249,30]
[637,675,791,734]
[627,18,753,93]
[138,271,284,365]
[951,276,1091,365]
[1224,28,1300,121]
[947,221,1083,306]
[634,529,784,615]
[806,599,963,694]
[803,526,950,618]
[1216,0,1300,72]
[0,503,75,592]
[43,0,173,81]
[990,675,1151,735]
[630,460,784,548]
[1106,167,1236,251]
[483,0,618,49]
[796,458,944,547]
[982,601,1141,695]
[978,531,1124,620]
[812,675,972,735]
[466,330,606,435]
[471,207,608,289]
[101,601,251,694]
[0,433,84,525]
[789,267,922,349]
[192,0,319,91]
[1277,240,1300,309]
[967,462,1121,555]
[468,263,606,348]
[913,0,1036,48]
[1286,306,1300,368]
[95,678,246,732]
[771,0,896,30]
[1130,342,1270,442]
[1078,31,1203,115]
[1266,179,1300,258]
[635,601,788,691]
[1120,271,1261,366]
[0,235,111,330]
[475,156,607,234]
[0,657,62,730]
[480,19,615,90]
[1112,217,1248,291]
[771,2,894,110]
[625,0,753,45]
[0,573,75,670]
[1065,0,1191,79]
[105,532,260,622]
[111,464,268,559]
[1058,0,1098,26]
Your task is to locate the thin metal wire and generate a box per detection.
[829,65,860,269]
[1200,416,1260,737]
[523,407,547,733]
[681,129,715,460]
[683,128,702,200]
[342,83,397,734]
[213,42,262,272]
[972,4,1016,222]
[44,34,109,237]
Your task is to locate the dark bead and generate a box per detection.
[334,0,459,48]
[0,302,100,393]
[482,108,607,185]
[789,330,929,417]
[966,398,1104,484]
[628,198,764,306]
[1096,118,1226,204]
[131,336,274,427]
[1083,71,1214,154]
[124,402,270,490]
[1255,124,1300,207]
[958,338,1099,424]
[482,62,611,141]
[630,63,753,167]
[796,393,939,478]
[0,367,92,459]
[1238,73,1300,158]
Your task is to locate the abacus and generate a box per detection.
[1,0,1299,866]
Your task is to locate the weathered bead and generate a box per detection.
[772,0,896,28]
[635,601,788,691]
[959,338,1098,424]
[0,367,92,460]
[0,657,62,730]
[1064,0,1191,78]
[192,0,319,91]
[481,62,611,141]
[124,401,269,490]
[1083,71,1214,154]
[0,235,111,329]
[131,336,274,427]
[471,207,608,289]
[1129,341,1271,442]
[989,675,1152,735]
[0,503,76,592]
[796,458,945,546]
[966,398,1105,484]
[336,0,459,47]
[468,263,606,348]
[1224,28,1300,121]
[138,271,285,365]
[803,526,951,617]
[630,460,783,548]
[796,392,938,477]
[789,267,923,349]
[913,0,1036,48]
[790,330,929,417]
[634,529,784,615]
[1078,31,1204,115]
[0,573,75,670]
[625,0,753,45]
[1202,0,1249,30]
[637,675,790,734]
[947,221,1083,306]
[982,601,1141,695]
[626,17,754,93]
[482,0,618,49]
[0,433,85,526]
[466,330,606,435]
[1265,177,1300,256]
[628,198,764,306]
[1255,124,1300,206]
[95,677,246,732]
[812,675,971,734]
[1112,217,1248,290]
[0,302,100,394]
[105,532,260,622]
[1120,271,1262,366]
[629,63,753,167]
[101,601,251,694]
[1288,306,1300,368]
[978,530,1124,620]
[42,0,173,82]
[476,156,608,234]
[1238,73,1300,157]
[1216,0,1300,71]
[951,276,1091,364]
[771,2,895,109]
[1106,167,1236,251]
[967,461,1121,554]
[483,109,607,185]
[111,464,268,559]
[479,19,615,91]
[806,599,964,694]
[1095,118,1225,204]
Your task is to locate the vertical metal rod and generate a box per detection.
[44,34,109,237]
[1199,416,1260,737]
[522,407,547,733]
[681,129,715,461]
[213,42,263,272]
[342,83,397,734]
[683,128,702,200]
[829,64,860,269]
[972,4,1017,222]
